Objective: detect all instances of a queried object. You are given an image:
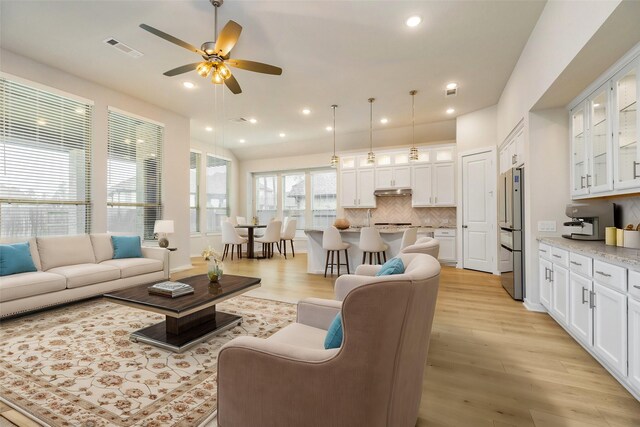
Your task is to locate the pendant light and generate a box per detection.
[330,104,339,168]
[367,97,376,164]
[409,90,419,161]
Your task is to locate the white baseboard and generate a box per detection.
[523,298,547,312]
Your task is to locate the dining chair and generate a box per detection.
[221,221,248,260]
[279,219,297,259]
[255,220,282,258]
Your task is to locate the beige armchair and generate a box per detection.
[401,236,440,259]
[217,253,441,427]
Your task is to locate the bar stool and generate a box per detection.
[280,218,297,259]
[221,220,247,261]
[359,227,389,265]
[255,220,282,258]
[400,228,418,250]
[322,226,351,277]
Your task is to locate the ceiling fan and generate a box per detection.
[140,0,282,94]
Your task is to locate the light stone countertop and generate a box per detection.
[538,237,640,269]
[304,226,448,234]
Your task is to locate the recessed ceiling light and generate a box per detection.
[279,133,286,137]
[326,126,333,131]
[302,108,311,115]
[406,16,422,27]
[205,126,213,132]
[239,139,246,143]
[380,118,389,124]
[446,82,458,90]
[446,108,455,114]
[137,138,145,143]
[183,81,195,89]
[74,107,85,115]
[36,118,47,126]
[249,118,257,124]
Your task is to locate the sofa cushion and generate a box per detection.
[37,235,96,271]
[48,263,120,289]
[0,271,67,302]
[101,258,163,278]
[112,236,142,259]
[376,257,405,276]
[91,233,114,263]
[324,313,343,349]
[267,323,327,350]
[0,242,37,276]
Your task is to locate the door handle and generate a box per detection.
[552,254,561,259]
[595,270,612,278]
[634,161,640,179]
[634,285,640,290]
[549,269,554,283]
[580,175,586,189]
[581,287,588,304]
[544,267,550,282]
[462,225,468,228]
[570,261,582,266]
[589,291,596,309]
[586,174,592,187]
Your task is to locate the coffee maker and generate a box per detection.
[562,202,615,241]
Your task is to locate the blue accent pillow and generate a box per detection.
[324,313,343,349]
[0,242,37,276]
[111,236,143,259]
[376,257,405,276]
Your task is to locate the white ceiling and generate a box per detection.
[0,0,545,160]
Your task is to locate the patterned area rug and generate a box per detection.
[0,296,296,426]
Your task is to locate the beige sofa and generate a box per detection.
[217,253,440,427]
[0,234,168,318]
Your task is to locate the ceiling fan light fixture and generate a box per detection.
[218,63,231,79]
[197,62,213,77]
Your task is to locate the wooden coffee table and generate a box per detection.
[104,274,261,353]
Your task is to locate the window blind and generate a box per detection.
[0,77,93,238]
[107,109,163,240]
[255,174,277,224]
[206,154,229,233]
[190,151,201,233]
[311,170,337,228]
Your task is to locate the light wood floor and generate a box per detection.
[3,253,639,426]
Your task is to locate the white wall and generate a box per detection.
[456,105,497,154]
[1,49,192,270]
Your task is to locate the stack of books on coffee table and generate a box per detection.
[148,281,194,298]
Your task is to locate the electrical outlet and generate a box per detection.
[538,221,556,232]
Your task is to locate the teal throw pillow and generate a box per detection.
[112,236,143,259]
[0,242,37,276]
[375,257,405,276]
[324,313,343,349]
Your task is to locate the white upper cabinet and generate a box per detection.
[587,83,613,194]
[339,162,376,209]
[412,164,432,206]
[340,169,357,208]
[375,165,411,189]
[434,163,455,206]
[613,58,640,190]
[357,169,376,208]
[571,102,590,197]
[499,125,525,172]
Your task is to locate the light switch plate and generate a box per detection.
[538,221,556,232]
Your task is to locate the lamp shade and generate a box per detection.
[154,220,174,234]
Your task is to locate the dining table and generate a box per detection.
[235,224,267,259]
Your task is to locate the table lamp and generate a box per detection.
[154,220,174,248]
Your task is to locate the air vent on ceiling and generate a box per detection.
[445,87,457,97]
[103,38,144,58]
[229,117,249,124]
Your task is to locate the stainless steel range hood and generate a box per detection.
[374,188,412,197]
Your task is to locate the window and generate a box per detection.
[107,108,163,240]
[190,151,201,233]
[255,174,277,224]
[206,154,229,233]
[311,170,337,228]
[0,77,92,238]
[282,173,306,229]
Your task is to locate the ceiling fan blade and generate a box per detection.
[140,24,206,56]
[163,62,202,77]
[214,20,242,57]
[224,75,242,94]
[226,59,282,75]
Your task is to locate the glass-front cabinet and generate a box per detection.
[588,83,613,194]
[614,58,640,190]
[571,102,589,197]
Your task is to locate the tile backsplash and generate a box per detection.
[615,196,640,227]
[343,196,456,227]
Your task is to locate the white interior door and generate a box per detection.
[462,151,495,272]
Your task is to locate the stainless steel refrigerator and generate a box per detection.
[498,167,524,300]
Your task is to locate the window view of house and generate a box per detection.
[206,154,229,233]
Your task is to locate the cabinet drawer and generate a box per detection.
[569,252,593,277]
[593,260,627,293]
[435,229,455,237]
[629,270,640,301]
[550,247,569,267]
[538,243,552,260]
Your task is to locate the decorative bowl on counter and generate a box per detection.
[333,218,350,230]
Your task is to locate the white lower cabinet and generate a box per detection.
[568,272,593,346]
[629,297,640,395]
[539,257,552,310]
[593,282,627,376]
[550,265,570,326]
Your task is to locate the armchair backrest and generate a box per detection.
[401,237,440,259]
[338,253,440,425]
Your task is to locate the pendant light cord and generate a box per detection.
[412,92,415,146]
[368,98,374,152]
[332,105,337,155]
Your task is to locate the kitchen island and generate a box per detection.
[304,227,435,274]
